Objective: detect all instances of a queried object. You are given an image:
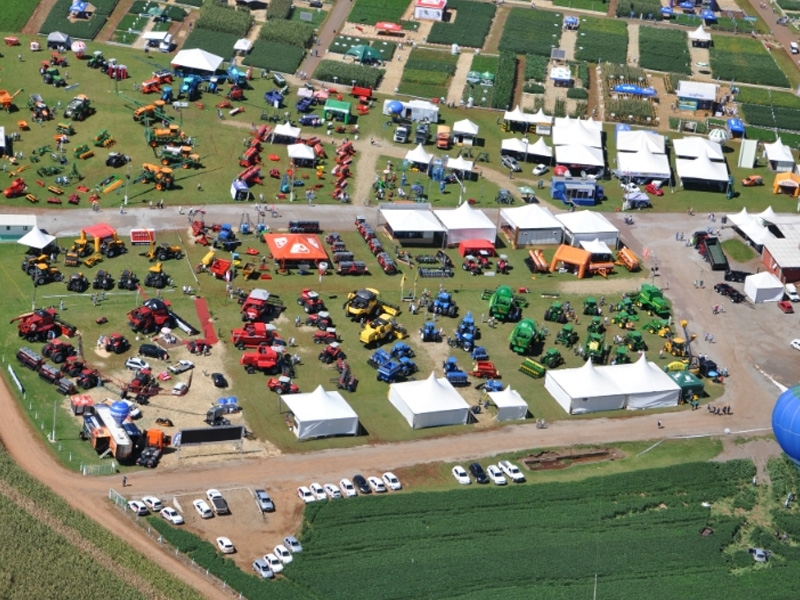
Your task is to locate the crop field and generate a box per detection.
[554,0,607,11]
[741,103,800,131]
[0,447,202,599]
[347,0,410,26]
[427,0,496,48]
[710,37,789,88]
[638,26,690,74]
[0,0,38,32]
[735,86,800,108]
[499,8,562,57]
[459,54,499,106]
[398,47,458,99]
[573,17,629,66]
[182,29,244,62]
[616,0,661,18]
[327,35,397,60]
[40,0,121,39]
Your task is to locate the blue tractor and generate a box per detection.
[428,291,458,317]
[420,321,441,342]
[450,312,478,352]
[477,379,503,392]
[390,342,415,359]
[227,63,248,87]
[212,224,241,251]
[179,75,205,101]
[377,357,418,382]
[296,97,314,113]
[160,86,173,103]
[471,346,489,361]
[367,348,392,368]
[443,357,469,387]
[264,90,284,107]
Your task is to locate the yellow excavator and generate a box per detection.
[143,239,183,262]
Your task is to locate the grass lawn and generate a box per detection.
[722,238,757,263]
[290,5,328,27]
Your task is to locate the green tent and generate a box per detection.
[466,71,481,84]
[667,371,704,402]
[344,45,382,64]
[324,98,352,124]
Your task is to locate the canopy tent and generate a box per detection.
[579,238,614,257]
[616,130,665,154]
[667,371,705,402]
[675,154,729,184]
[282,385,359,440]
[773,172,800,197]
[287,143,315,165]
[345,45,383,64]
[556,210,619,247]
[380,208,445,246]
[744,271,784,303]
[688,25,712,44]
[726,208,771,246]
[434,202,497,245]
[545,356,681,414]
[550,66,572,83]
[171,48,223,73]
[233,38,253,54]
[272,122,301,143]
[764,138,795,172]
[446,156,474,174]
[503,105,533,132]
[405,143,433,168]
[757,206,777,223]
[552,118,602,147]
[673,136,724,160]
[452,119,479,143]
[528,137,552,158]
[17,227,55,250]
[500,205,564,247]
[376,22,403,32]
[555,144,604,167]
[501,138,529,154]
[457,238,496,257]
[487,386,528,421]
[323,98,351,123]
[263,233,328,265]
[388,373,470,429]
[616,148,671,180]
[530,108,553,126]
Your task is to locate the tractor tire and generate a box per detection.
[51,352,64,364]
[157,252,167,261]
[54,273,63,282]
[36,277,46,286]
[236,342,245,350]
[544,309,551,321]
[246,366,255,374]
[558,314,568,324]
[447,306,457,318]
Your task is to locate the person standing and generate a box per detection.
[122,475,127,487]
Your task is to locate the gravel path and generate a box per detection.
[447,51,475,105]
[627,22,640,65]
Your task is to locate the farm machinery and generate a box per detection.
[612,346,631,365]
[508,319,545,355]
[554,324,579,347]
[583,297,600,316]
[157,145,203,169]
[144,262,170,289]
[42,339,76,364]
[420,321,441,342]
[68,224,127,261]
[92,269,114,290]
[4,178,28,198]
[587,316,605,334]
[231,322,283,349]
[66,272,90,293]
[104,333,131,354]
[635,284,671,318]
[318,342,346,364]
[145,124,188,147]
[0,88,22,112]
[135,164,174,191]
[443,357,469,387]
[624,331,647,352]
[30,261,64,286]
[11,308,77,342]
[643,318,672,337]
[144,240,183,262]
[343,288,398,321]
[117,269,139,290]
[240,289,284,322]
[63,95,95,121]
[241,345,285,375]
[297,288,325,313]
[427,290,458,317]
[540,347,564,369]
[28,94,53,121]
[583,333,610,364]
[368,348,418,383]
[543,301,568,324]
[483,285,526,322]
[449,312,479,352]
[128,298,199,336]
[268,375,299,394]
[359,314,407,346]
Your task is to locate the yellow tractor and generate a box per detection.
[144,240,183,262]
[344,288,399,321]
[359,313,407,346]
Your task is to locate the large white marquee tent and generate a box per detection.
[380,208,446,245]
[556,211,619,247]
[544,356,681,414]
[171,48,224,73]
[282,385,359,440]
[500,204,564,247]
[388,373,470,429]
[435,202,497,245]
[487,386,528,421]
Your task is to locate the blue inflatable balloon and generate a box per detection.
[388,101,403,115]
[109,401,130,425]
[772,385,800,467]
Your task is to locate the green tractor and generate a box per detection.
[624,331,647,351]
[508,319,544,354]
[583,332,609,364]
[587,316,605,335]
[554,324,579,347]
[635,283,671,318]
[540,347,564,369]
[583,297,600,316]
[484,285,525,322]
[612,346,631,364]
[543,301,568,324]
[643,318,672,337]
[611,310,638,329]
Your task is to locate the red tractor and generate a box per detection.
[76,368,100,390]
[104,333,131,354]
[318,342,346,364]
[305,311,334,330]
[230,322,283,350]
[4,178,27,198]
[297,288,325,313]
[124,370,159,400]
[240,345,282,374]
[313,328,339,344]
[128,302,171,334]
[42,339,76,364]
[187,340,212,355]
[11,308,77,343]
[240,288,284,322]
[267,375,299,394]
[61,356,87,377]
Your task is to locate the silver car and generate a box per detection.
[501,155,522,172]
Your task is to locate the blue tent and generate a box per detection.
[563,16,579,29]
[660,6,674,15]
[727,118,745,135]
[70,1,89,13]
[613,84,657,97]
[701,9,717,20]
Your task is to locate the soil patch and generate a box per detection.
[521,446,625,471]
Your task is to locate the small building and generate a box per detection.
[764,138,795,172]
[550,65,572,87]
[688,25,712,47]
[230,178,250,201]
[499,204,564,247]
[0,214,36,242]
[282,386,359,440]
[46,31,72,50]
[383,99,439,123]
[744,271,784,303]
[389,373,470,429]
[550,176,604,207]
[414,0,447,21]
[556,210,619,247]
[676,80,717,111]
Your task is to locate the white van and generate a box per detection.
[159,34,174,53]
[791,42,799,54]
[786,283,800,302]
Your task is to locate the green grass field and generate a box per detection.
[0,0,38,32]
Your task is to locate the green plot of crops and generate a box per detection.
[616,0,661,18]
[290,6,328,26]
[1,0,40,31]
[40,0,115,39]
[710,36,790,88]
[638,26,690,74]
[182,28,241,60]
[735,86,800,108]
[348,0,410,25]
[427,0,496,48]
[499,7,562,56]
[741,103,800,132]
[328,35,371,54]
[554,0,608,11]
[398,48,458,100]
[573,17,629,65]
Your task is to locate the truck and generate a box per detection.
[241,289,285,322]
[635,284,671,318]
[414,123,430,145]
[206,489,230,515]
[231,322,283,349]
[698,236,729,272]
[393,125,410,143]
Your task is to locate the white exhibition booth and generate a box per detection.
[487,386,528,421]
[389,373,470,429]
[434,202,497,245]
[282,386,359,440]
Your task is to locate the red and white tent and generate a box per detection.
[376,22,403,33]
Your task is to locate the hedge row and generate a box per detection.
[266,0,293,20]
[259,20,315,49]
[491,52,516,110]
[195,3,253,36]
[314,60,384,88]
[567,88,589,99]
[427,0,496,48]
[242,42,305,74]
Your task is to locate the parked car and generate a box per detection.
[778,300,795,314]
[160,507,184,525]
[785,283,800,302]
[501,155,521,172]
[172,382,189,396]
[487,464,507,486]
[309,482,327,501]
[252,558,274,579]
[368,476,387,493]
[382,472,402,491]
[749,547,771,562]
[216,537,235,554]
[532,163,548,176]
[274,544,293,564]
[211,373,228,388]
[498,460,525,483]
[142,496,163,511]
[263,552,283,574]
[353,474,371,494]
[339,478,357,497]
[168,359,194,374]
[297,486,316,503]
[791,339,800,351]
[323,483,342,499]
[254,489,275,512]
[714,282,735,297]
[125,357,151,371]
[452,465,471,485]
[724,270,750,283]
[139,343,169,361]
[193,499,213,519]
[469,462,489,484]
[284,536,303,553]
[741,175,764,187]
[127,500,149,516]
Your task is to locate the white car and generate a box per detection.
[172,382,189,396]
[168,360,194,374]
[193,499,213,519]
[382,472,402,491]
[125,357,151,371]
[206,488,223,502]
[216,537,235,554]
[119,399,142,420]
[452,465,471,485]
[252,558,274,579]
[297,486,316,503]
[142,496,163,511]
[532,163,548,176]
[309,482,327,501]
[368,476,387,493]
[339,478,357,497]
[487,464,507,486]
[284,536,303,553]
[160,507,184,525]
[127,500,149,516]
[498,460,525,483]
[263,552,284,574]
[274,544,293,564]
[324,483,342,499]
[791,339,800,351]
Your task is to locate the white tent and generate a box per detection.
[579,238,613,256]
[556,211,619,247]
[282,385,359,440]
[17,227,55,250]
[528,137,552,158]
[381,208,445,234]
[555,144,604,167]
[675,154,729,182]
[530,108,553,125]
[552,120,602,147]
[726,208,771,246]
[500,205,564,246]
[618,355,682,410]
[234,38,253,54]
[487,386,528,421]
[447,156,474,173]
[616,130,665,154]
[272,122,301,142]
[388,373,470,429]
[171,48,224,73]
[453,119,479,138]
[47,31,72,48]
[673,137,724,160]
[688,25,712,43]
[503,105,532,125]
[405,143,433,166]
[435,202,497,245]
[501,138,528,154]
[287,143,315,162]
[757,206,777,223]
[764,138,795,172]
[616,148,671,180]
[744,271,784,303]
